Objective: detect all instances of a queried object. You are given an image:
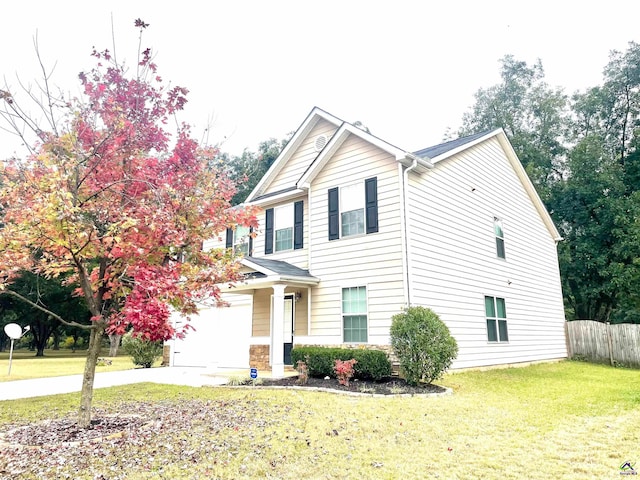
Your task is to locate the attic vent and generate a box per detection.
[314,134,328,152]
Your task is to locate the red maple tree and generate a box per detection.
[0,21,256,427]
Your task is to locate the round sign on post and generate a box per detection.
[4,323,23,340]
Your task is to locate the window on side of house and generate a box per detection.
[234,225,251,256]
[342,286,368,343]
[494,217,506,259]
[274,204,294,252]
[340,183,365,237]
[485,296,508,342]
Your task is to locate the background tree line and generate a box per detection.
[460,42,640,324]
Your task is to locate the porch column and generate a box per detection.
[271,283,286,378]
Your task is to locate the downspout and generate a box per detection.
[402,157,419,307]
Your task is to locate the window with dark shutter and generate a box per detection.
[365,177,378,234]
[265,208,274,254]
[294,201,304,249]
[248,227,253,256]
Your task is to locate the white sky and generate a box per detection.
[1,1,639,159]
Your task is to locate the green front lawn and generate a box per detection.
[0,349,135,381]
[0,360,638,479]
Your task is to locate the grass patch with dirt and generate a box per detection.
[0,360,638,479]
[0,349,135,382]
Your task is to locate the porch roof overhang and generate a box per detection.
[224,257,320,292]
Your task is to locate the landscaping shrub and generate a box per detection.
[291,346,391,381]
[121,332,163,368]
[390,306,458,385]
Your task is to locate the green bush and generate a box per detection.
[291,346,391,381]
[121,332,163,368]
[390,306,458,385]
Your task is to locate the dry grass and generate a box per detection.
[0,349,135,382]
[0,360,638,479]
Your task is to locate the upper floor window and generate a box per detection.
[264,201,304,255]
[494,217,505,259]
[340,183,365,236]
[328,177,378,241]
[225,225,252,256]
[485,296,508,342]
[234,225,251,256]
[274,204,294,252]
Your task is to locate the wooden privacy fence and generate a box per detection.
[566,320,640,367]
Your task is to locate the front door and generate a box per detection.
[283,296,294,365]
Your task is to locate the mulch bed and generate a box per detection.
[258,375,448,396]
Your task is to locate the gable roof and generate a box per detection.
[246,107,342,203]
[414,130,494,160]
[244,108,561,242]
[247,106,434,203]
[419,128,562,241]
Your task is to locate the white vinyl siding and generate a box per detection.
[309,135,405,344]
[406,137,566,368]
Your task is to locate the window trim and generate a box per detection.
[485,295,509,343]
[494,217,506,259]
[233,225,251,256]
[341,285,368,343]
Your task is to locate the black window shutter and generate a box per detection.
[248,227,254,256]
[265,208,274,254]
[365,177,378,234]
[225,228,233,248]
[294,201,304,250]
[328,188,339,240]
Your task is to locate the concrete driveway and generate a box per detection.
[0,367,231,401]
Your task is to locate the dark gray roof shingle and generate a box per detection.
[414,129,495,159]
[244,257,315,278]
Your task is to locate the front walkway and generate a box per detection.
[0,367,295,401]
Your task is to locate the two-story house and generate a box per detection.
[168,107,567,376]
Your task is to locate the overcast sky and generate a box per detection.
[1,1,639,159]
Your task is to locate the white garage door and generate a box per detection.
[172,294,252,368]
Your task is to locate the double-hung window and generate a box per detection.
[264,201,304,254]
[274,204,294,252]
[494,217,506,259]
[485,296,508,342]
[233,225,251,256]
[225,225,252,256]
[342,286,368,342]
[340,183,365,237]
[328,177,378,240]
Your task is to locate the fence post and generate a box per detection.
[564,322,572,359]
[606,321,614,366]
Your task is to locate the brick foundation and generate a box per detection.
[162,344,171,366]
[249,345,270,370]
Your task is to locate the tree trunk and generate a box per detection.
[108,333,122,357]
[78,323,105,428]
[52,328,61,350]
